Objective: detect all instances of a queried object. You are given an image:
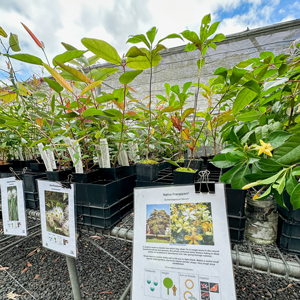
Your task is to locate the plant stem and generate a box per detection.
[146,63,153,161]
[288,82,299,127]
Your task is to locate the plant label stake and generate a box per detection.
[99,138,110,168]
[128,141,140,162]
[37,143,53,171]
[117,143,129,166]
[132,184,236,300]
[18,146,24,161]
[46,149,57,170]
[65,137,84,173]
[0,175,27,236]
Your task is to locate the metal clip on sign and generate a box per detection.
[55,174,73,189]
[9,167,21,181]
[194,170,215,194]
[22,167,27,174]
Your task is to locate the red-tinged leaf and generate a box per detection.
[99,291,113,295]
[27,261,32,267]
[34,274,39,280]
[127,86,136,92]
[182,128,190,140]
[53,257,60,263]
[171,115,181,131]
[126,110,137,116]
[21,23,43,49]
[90,236,101,239]
[186,143,194,151]
[0,267,9,270]
[21,267,28,274]
[67,281,70,284]
[66,100,72,112]
[112,99,124,110]
[108,266,112,272]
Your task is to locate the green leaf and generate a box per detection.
[264,131,293,149]
[61,42,77,51]
[292,166,300,176]
[53,50,87,66]
[104,109,123,119]
[256,186,272,201]
[119,70,142,85]
[184,43,197,52]
[82,108,110,119]
[231,166,251,189]
[245,173,275,181]
[88,55,100,65]
[237,111,261,122]
[255,158,283,173]
[207,21,221,37]
[108,124,121,132]
[157,33,183,45]
[127,34,150,48]
[260,90,281,105]
[4,53,43,65]
[93,68,119,81]
[278,63,288,76]
[181,30,200,44]
[181,108,194,121]
[60,112,78,118]
[273,189,287,209]
[243,80,261,94]
[211,33,226,42]
[9,33,21,52]
[56,60,91,83]
[230,66,247,85]
[220,164,243,184]
[146,27,157,44]
[286,171,298,195]
[127,53,161,70]
[229,128,241,147]
[113,88,126,103]
[126,46,147,58]
[96,94,115,104]
[259,169,285,185]
[81,38,121,65]
[291,184,300,210]
[232,88,257,115]
[81,80,103,96]
[43,77,63,93]
[263,77,288,92]
[275,174,286,194]
[212,154,236,168]
[0,26,7,38]
[214,67,227,79]
[51,95,55,113]
[273,134,300,165]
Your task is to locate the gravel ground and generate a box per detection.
[0,216,300,299]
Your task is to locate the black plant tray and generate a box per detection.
[277,191,300,222]
[225,185,246,217]
[24,192,39,201]
[123,165,137,176]
[26,199,39,210]
[173,170,196,184]
[229,227,245,243]
[77,211,121,229]
[277,213,300,255]
[46,168,74,182]
[117,174,136,200]
[22,172,46,192]
[72,169,102,183]
[0,163,13,172]
[136,163,159,182]
[98,166,125,181]
[30,163,46,173]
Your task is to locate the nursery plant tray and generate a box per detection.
[22,172,46,192]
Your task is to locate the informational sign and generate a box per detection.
[132,184,236,300]
[37,180,77,257]
[0,177,27,236]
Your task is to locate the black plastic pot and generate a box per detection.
[24,160,37,169]
[173,170,196,184]
[158,161,169,171]
[277,191,300,254]
[123,164,136,176]
[46,168,73,182]
[72,169,102,183]
[184,159,202,171]
[136,163,159,182]
[225,185,247,243]
[22,172,46,192]
[201,156,209,165]
[98,166,125,181]
[30,163,46,173]
[117,174,136,199]
[0,163,13,172]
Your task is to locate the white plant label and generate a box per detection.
[46,149,57,170]
[129,141,140,162]
[132,184,237,300]
[65,137,83,173]
[99,139,110,168]
[117,144,129,166]
[38,143,53,171]
[18,146,24,161]
[0,177,27,236]
[37,180,77,257]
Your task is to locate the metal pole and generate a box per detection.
[66,256,82,300]
[119,281,131,300]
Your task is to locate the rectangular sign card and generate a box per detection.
[37,180,77,257]
[0,177,27,236]
[132,184,236,300]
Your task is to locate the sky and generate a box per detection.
[147,204,170,219]
[0,0,299,84]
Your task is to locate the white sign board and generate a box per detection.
[0,177,27,236]
[132,184,236,300]
[37,180,77,257]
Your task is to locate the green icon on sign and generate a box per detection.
[163,277,173,295]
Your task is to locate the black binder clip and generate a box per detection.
[194,170,215,194]
[9,167,21,180]
[56,174,73,189]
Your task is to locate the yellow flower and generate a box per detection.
[176,219,190,233]
[244,144,248,151]
[202,221,213,233]
[185,227,203,245]
[256,140,273,156]
[170,214,178,222]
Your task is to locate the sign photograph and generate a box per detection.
[132,184,236,300]
[0,177,27,236]
[37,180,77,257]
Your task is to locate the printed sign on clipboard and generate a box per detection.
[0,176,27,236]
[132,183,237,300]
